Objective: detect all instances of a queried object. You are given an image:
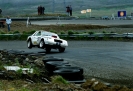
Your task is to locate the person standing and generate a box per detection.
[37,6,40,15]
[6,16,12,31]
[40,5,42,15]
[66,5,70,16]
[69,5,72,16]
[42,6,45,14]
[44,7,45,14]
[0,8,2,14]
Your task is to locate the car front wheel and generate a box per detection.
[58,47,65,52]
[27,40,32,49]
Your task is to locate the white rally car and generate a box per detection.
[27,30,68,53]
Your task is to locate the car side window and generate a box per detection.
[36,31,41,36]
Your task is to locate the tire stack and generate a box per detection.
[42,57,84,81]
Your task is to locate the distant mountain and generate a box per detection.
[0,0,133,16]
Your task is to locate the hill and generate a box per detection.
[0,0,133,17]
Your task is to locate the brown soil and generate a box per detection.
[1,21,133,34]
[0,21,108,33]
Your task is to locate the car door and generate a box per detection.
[32,31,41,45]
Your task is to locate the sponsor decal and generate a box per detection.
[118,11,126,17]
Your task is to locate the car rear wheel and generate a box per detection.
[59,47,65,52]
[46,47,51,53]
[39,40,45,48]
[27,40,32,49]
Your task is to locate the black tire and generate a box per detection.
[53,69,84,81]
[55,66,84,75]
[42,57,64,65]
[17,52,35,56]
[39,40,45,48]
[0,71,6,79]
[45,61,69,73]
[27,39,32,49]
[46,47,51,53]
[58,47,65,52]
[29,53,46,56]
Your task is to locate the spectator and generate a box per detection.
[6,16,12,31]
[37,6,40,15]
[38,6,42,15]
[44,7,45,14]
[40,5,42,15]
[69,5,72,16]
[42,6,45,14]
[66,5,70,16]
[0,8,2,14]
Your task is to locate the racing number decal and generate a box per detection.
[33,37,41,45]
[33,41,37,45]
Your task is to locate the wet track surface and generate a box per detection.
[1,40,133,86]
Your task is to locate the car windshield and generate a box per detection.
[41,31,56,36]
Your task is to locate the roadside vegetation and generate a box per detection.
[0,21,133,41]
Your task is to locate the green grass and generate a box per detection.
[51,75,69,85]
